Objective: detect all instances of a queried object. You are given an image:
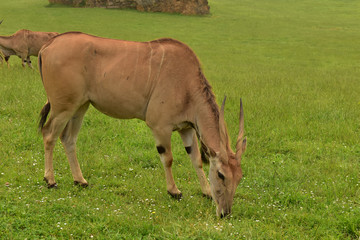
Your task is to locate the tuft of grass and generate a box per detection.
[1,0,360,239]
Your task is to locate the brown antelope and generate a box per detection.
[38,32,247,217]
[0,29,58,68]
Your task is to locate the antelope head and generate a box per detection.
[209,97,247,218]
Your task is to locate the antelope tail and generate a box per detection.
[38,51,44,82]
[38,51,50,132]
[38,102,50,132]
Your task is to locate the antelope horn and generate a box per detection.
[236,98,246,162]
[220,95,226,118]
[0,20,3,24]
[238,98,244,140]
[219,96,228,162]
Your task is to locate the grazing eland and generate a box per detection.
[38,32,247,217]
[0,29,58,68]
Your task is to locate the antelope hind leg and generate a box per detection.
[60,103,90,187]
[42,111,74,187]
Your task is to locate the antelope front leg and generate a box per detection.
[21,58,26,68]
[152,128,182,199]
[26,56,33,68]
[179,128,211,198]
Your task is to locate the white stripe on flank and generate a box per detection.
[156,42,165,81]
[147,42,153,82]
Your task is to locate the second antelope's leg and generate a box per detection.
[179,128,211,198]
[152,127,182,199]
[42,110,74,187]
[5,56,10,68]
[20,53,28,68]
[26,56,33,68]
[60,103,90,186]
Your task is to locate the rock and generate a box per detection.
[48,0,210,15]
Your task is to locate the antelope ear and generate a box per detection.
[242,137,247,153]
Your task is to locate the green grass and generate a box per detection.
[1,0,360,238]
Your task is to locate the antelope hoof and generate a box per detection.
[168,191,183,200]
[43,177,57,188]
[74,181,88,188]
[202,193,212,200]
[48,183,58,188]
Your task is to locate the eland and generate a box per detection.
[38,32,247,217]
[0,29,58,68]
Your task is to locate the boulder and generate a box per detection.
[48,0,210,15]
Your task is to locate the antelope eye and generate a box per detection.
[217,171,225,181]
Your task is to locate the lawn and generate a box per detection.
[0,0,360,239]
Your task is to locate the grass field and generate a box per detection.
[1,0,360,239]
